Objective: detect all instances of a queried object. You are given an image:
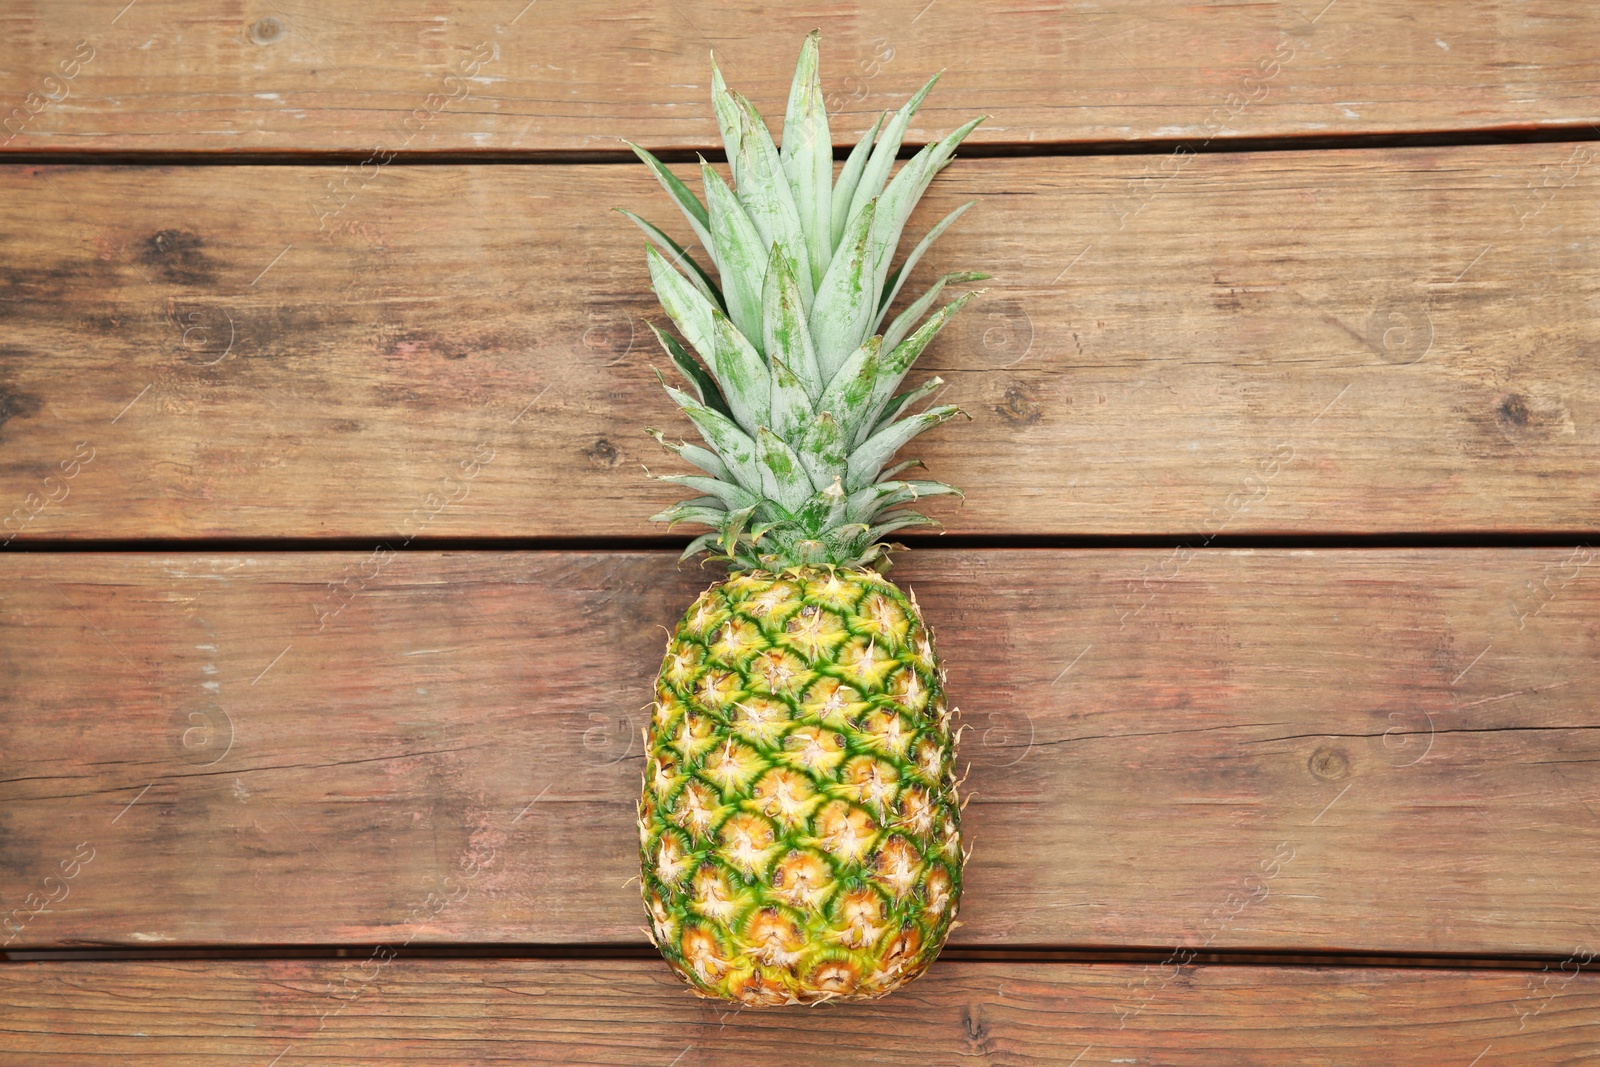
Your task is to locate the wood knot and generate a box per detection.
[139,230,214,286]
[583,438,619,467]
[249,17,285,44]
[995,382,1040,426]
[1496,393,1531,429]
[1308,745,1351,781]
[960,1003,991,1047]
[0,388,44,433]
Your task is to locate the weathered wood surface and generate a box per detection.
[3,959,1597,1063]
[3,1,1599,155]
[2,147,1598,542]
[3,550,1596,954]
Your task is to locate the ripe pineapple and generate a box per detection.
[626,32,983,1005]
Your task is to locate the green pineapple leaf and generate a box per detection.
[615,208,725,314]
[808,197,878,380]
[648,325,731,422]
[843,73,939,236]
[794,410,847,490]
[865,510,942,541]
[648,428,731,481]
[768,352,814,442]
[876,202,977,328]
[845,404,963,490]
[866,117,985,305]
[701,160,767,345]
[851,291,977,447]
[678,530,724,563]
[873,379,945,435]
[654,473,761,513]
[882,271,988,352]
[708,58,743,167]
[717,503,760,560]
[831,112,885,250]
[652,501,734,529]
[846,479,963,525]
[878,457,928,481]
[660,381,763,488]
[755,428,815,512]
[713,59,813,310]
[729,93,810,298]
[708,309,772,435]
[815,335,884,444]
[780,30,833,290]
[624,140,712,251]
[647,245,717,363]
[762,235,824,401]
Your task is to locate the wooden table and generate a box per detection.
[3,2,1598,1061]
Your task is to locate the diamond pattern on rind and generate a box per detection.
[642,567,961,1005]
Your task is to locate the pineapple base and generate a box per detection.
[639,566,963,1005]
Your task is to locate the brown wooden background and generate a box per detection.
[2,1,1598,1062]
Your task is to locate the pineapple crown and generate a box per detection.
[623,31,986,573]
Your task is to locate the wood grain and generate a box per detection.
[3,958,1598,1063]
[1,147,1598,541]
[3,2,1599,155]
[3,549,1596,955]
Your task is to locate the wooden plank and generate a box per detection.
[3,549,1596,955]
[3,958,1597,1063]
[2,146,1598,542]
[3,2,1599,155]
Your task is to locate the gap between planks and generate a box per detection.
[2,126,1600,168]
[3,944,1588,972]
[3,533,1598,553]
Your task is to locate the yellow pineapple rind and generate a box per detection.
[640,566,962,1005]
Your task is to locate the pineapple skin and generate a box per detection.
[640,566,962,1005]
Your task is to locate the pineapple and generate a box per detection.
[625,32,983,1005]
